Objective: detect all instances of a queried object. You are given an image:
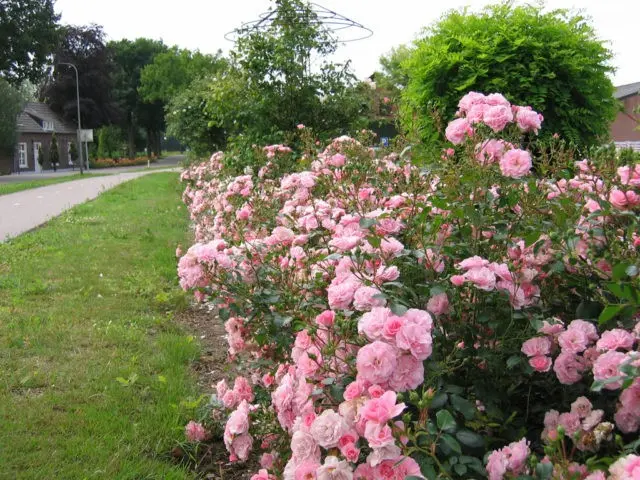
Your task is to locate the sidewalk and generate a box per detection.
[0,169,178,241]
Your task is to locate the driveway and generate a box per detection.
[0,168,179,241]
[0,155,185,183]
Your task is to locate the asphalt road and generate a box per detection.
[0,168,180,242]
[0,155,184,184]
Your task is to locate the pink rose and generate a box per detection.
[568,320,598,342]
[291,430,321,462]
[316,310,335,327]
[328,279,360,310]
[596,329,635,351]
[450,274,465,286]
[483,104,514,132]
[553,352,585,384]
[396,323,433,361]
[570,396,593,419]
[185,421,207,442]
[609,454,640,480]
[343,380,365,401]
[445,118,474,145]
[388,354,424,392]
[328,153,346,167]
[516,107,543,133]
[358,307,390,341]
[310,410,348,449]
[380,237,404,256]
[476,139,509,165]
[364,422,394,448]
[558,412,581,435]
[558,328,590,353]
[317,456,353,480]
[521,337,552,357]
[360,391,406,424]
[353,286,386,311]
[226,400,250,436]
[592,350,627,390]
[356,341,398,385]
[251,469,271,480]
[499,149,532,179]
[609,189,628,209]
[458,91,486,113]
[463,267,496,291]
[529,355,552,372]
[427,292,449,316]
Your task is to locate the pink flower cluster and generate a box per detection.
[485,438,530,480]
[446,92,541,179]
[542,396,613,452]
[450,253,544,309]
[524,319,639,433]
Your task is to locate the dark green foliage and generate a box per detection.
[39,24,121,128]
[0,78,25,158]
[402,3,618,147]
[37,144,44,165]
[0,0,60,85]
[49,131,59,165]
[68,142,78,163]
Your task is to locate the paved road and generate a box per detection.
[0,155,185,184]
[0,169,179,242]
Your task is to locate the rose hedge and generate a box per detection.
[177,92,639,480]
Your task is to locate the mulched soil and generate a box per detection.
[174,306,259,480]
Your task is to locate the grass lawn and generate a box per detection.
[0,173,199,479]
[0,173,108,197]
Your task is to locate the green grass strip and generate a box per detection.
[0,173,109,197]
[0,172,198,479]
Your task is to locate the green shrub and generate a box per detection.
[402,3,617,148]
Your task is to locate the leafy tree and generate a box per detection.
[68,141,78,164]
[0,78,25,170]
[402,3,617,146]
[39,24,121,128]
[96,125,124,159]
[110,38,167,157]
[0,0,60,85]
[49,131,59,170]
[165,76,227,157]
[139,47,227,104]
[377,45,412,93]
[214,0,367,143]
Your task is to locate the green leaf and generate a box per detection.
[453,464,468,476]
[575,300,601,320]
[430,391,448,409]
[440,433,462,454]
[598,304,624,325]
[507,355,522,369]
[456,429,485,448]
[535,461,554,479]
[390,303,408,316]
[612,262,630,281]
[450,395,476,420]
[359,217,376,229]
[436,409,456,432]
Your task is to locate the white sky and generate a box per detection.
[55,0,638,86]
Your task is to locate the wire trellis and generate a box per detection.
[224,2,373,43]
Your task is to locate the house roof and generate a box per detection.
[16,102,77,134]
[614,82,640,100]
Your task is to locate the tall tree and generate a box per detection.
[139,47,227,104]
[110,38,167,157]
[0,0,60,85]
[39,24,121,128]
[0,78,25,168]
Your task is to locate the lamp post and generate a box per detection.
[57,62,83,174]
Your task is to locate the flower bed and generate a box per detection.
[90,156,157,168]
[177,93,639,480]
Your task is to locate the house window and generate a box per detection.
[42,120,54,131]
[18,142,28,168]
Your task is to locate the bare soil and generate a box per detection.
[175,307,258,480]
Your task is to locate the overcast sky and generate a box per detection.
[55,0,638,86]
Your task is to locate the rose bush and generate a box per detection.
[177,93,639,479]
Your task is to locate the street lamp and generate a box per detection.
[57,62,83,174]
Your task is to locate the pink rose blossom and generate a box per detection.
[553,352,585,384]
[445,118,474,145]
[499,149,532,179]
[570,396,593,419]
[516,107,543,133]
[310,410,348,449]
[596,329,635,351]
[558,328,590,353]
[360,391,406,424]
[291,430,321,462]
[427,292,450,316]
[529,355,552,372]
[483,104,514,132]
[185,421,207,442]
[592,350,627,390]
[352,286,386,311]
[521,337,552,357]
[609,454,640,480]
[317,456,353,480]
[558,412,581,435]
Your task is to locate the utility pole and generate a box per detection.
[57,62,83,174]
